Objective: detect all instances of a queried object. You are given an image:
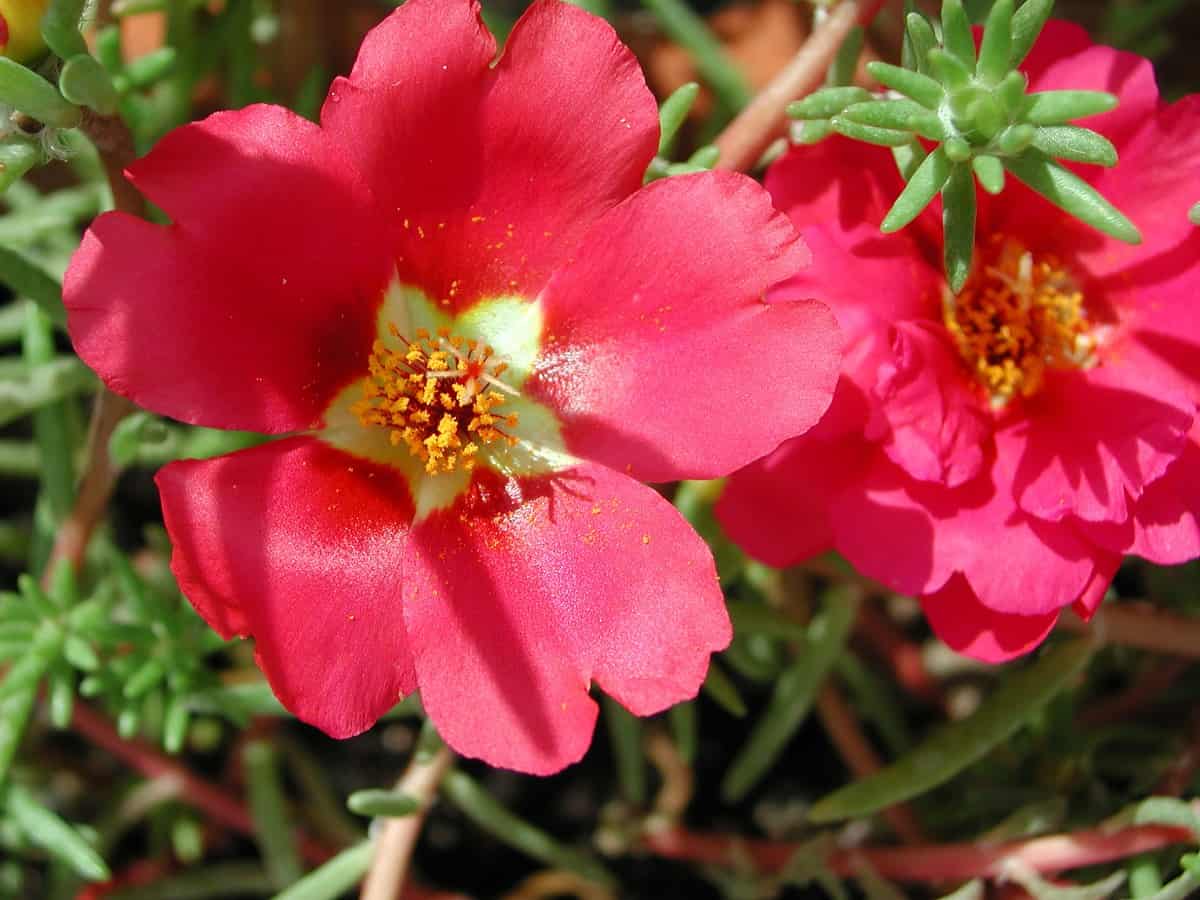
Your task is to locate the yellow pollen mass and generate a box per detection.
[351,325,520,474]
[944,236,1096,404]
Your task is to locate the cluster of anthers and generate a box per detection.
[352,325,520,475]
[944,236,1097,405]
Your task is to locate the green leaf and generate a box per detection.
[668,701,697,765]
[244,741,303,889]
[272,841,373,900]
[808,638,1096,822]
[58,54,119,116]
[1022,90,1119,125]
[935,880,985,900]
[1190,202,1200,226]
[0,686,37,785]
[721,589,859,802]
[657,82,699,157]
[904,12,938,75]
[831,117,915,147]
[0,59,80,128]
[892,139,928,182]
[840,99,945,141]
[442,770,616,888]
[639,0,751,111]
[1003,151,1141,244]
[866,61,944,110]
[788,86,872,120]
[1031,126,1118,166]
[603,695,646,807]
[118,47,179,92]
[702,660,747,716]
[928,48,973,90]
[686,143,719,169]
[1006,864,1126,900]
[942,162,977,292]
[976,0,1014,84]
[7,784,111,881]
[972,154,1005,193]
[346,789,420,818]
[828,25,864,88]
[940,0,977,68]
[726,600,808,643]
[1140,867,1200,900]
[0,356,94,428]
[1116,796,1200,839]
[0,138,41,193]
[0,249,63,328]
[996,123,1036,154]
[1010,0,1054,68]
[882,145,952,233]
[41,0,90,59]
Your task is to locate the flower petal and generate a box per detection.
[765,137,941,346]
[717,377,873,567]
[65,105,392,433]
[157,437,416,738]
[1080,431,1200,565]
[403,464,729,774]
[998,366,1194,524]
[528,170,838,483]
[321,0,658,309]
[920,575,1058,663]
[871,321,992,488]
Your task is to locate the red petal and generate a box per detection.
[403,464,729,774]
[765,138,941,345]
[997,367,1193,524]
[65,105,391,432]
[872,321,992,488]
[717,377,873,567]
[157,437,416,738]
[528,171,837,482]
[920,575,1058,663]
[321,0,657,309]
[1081,431,1200,565]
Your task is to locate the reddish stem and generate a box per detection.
[70,703,330,864]
[714,0,890,172]
[645,821,1196,883]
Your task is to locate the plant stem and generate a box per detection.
[42,111,144,583]
[714,0,886,172]
[644,817,1198,882]
[814,682,925,844]
[1060,603,1200,659]
[69,703,331,864]
[359,745,455,900]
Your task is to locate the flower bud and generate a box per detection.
[0,0,52,64]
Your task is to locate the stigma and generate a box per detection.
[944,236,1097,406]
[351,325,519,474]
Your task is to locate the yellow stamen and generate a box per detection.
[944,236,1096,404]
[353,325,521,474]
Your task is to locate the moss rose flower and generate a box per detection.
[719,22,1200,662]
[63,0,841,772]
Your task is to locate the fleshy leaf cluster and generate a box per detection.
[788,0,1142,290]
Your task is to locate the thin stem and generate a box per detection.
[644,818,1198,882]
[69,703,331,864]
[41,111,144,582]
[1061,603,1200,659]
[360,745,455,900]
[713,0,886,172]
[814,683,925,844]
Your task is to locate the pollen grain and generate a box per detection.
[944,236,1096,404]
[352,325,519,474]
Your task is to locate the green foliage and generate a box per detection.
[809,637,1096,822]
[790,0,1141,291]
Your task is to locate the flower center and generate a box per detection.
[943,236,1096,404]
[351,325,520,475]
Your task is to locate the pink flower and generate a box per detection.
[63,0,841,772]
[718,22,1200,662]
